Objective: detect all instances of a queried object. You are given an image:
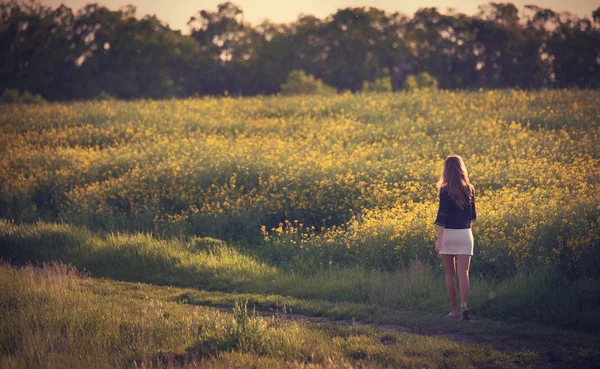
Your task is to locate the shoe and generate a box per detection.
[446,312,460,318]
[461,308,471,321]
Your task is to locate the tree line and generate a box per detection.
[1,1,599,100]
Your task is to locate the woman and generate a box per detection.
[434,155,476,320]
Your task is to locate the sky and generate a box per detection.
[42,0,598,33]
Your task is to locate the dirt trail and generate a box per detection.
[208,304,560,368]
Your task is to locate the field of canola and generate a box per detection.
[1,90,599,278]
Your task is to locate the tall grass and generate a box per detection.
[0,262,192,368]
[0,220,275,290]
[2,220,599,332]
[1,263,541,369]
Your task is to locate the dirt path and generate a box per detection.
[85,274,592,368]
[208,304,562,368]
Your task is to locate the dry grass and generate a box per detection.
[0,262,550,369]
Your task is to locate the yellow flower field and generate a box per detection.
[1,90,598,277]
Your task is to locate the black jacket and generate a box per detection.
[434,188,476,229]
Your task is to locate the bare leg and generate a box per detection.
[441,255,458,316]
[456,255,472,310]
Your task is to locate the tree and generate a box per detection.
[0,1,78,99]
[406,8,477,88]
[72,4,204,99]
[2,1,600,99]
[317,7,395,91]
[188,2,245,95]
[547,14,600,88]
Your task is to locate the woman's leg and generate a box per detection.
[441,255,458,315]
[456,255,472,310]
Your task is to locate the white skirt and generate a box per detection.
[440,228,473,255]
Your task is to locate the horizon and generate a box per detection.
[42,0,599,33]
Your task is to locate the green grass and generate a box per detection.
[0,220,275,290]
[1,89,599,367]
[2,220,600,334]
[1,262,561,369]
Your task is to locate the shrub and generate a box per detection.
[280,70,336,95]
[403,72,438,91]
[20,91,47,104]
[416,72,438,89]
[1,89,20,103]
[227,299,265,352]
[362,76,393,92]
[1,89,47,104]
[95,90,116,101]
[404,75,419,91]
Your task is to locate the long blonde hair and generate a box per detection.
[437,155,474,209]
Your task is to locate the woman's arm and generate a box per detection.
[435,225,444,253]
[434,191,448,253]
[471,191,477,223]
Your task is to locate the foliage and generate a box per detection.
[1,1,600,100]
[362,76,393,92]
[280,70,337,95]
[3,221,600,334]
[95,90,116,101]
[0,221,275,290]
[0,89,46,104]
[0,89,19,103]
[1,90,598,278]
[403,72,438,91]
[19,91,47,104]
[416,72,438,89]
[404,76,419,91]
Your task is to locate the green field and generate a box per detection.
[1,90,599,368]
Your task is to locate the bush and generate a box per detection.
[20,91,47,104]
[280,70,336,95]
[95,90,116,101]
[1,89,20,103]
[416,72,438,89]
[404,75,419,91]
[1,89,46,104]
[403,72,438,91]
[362,76,393,92]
